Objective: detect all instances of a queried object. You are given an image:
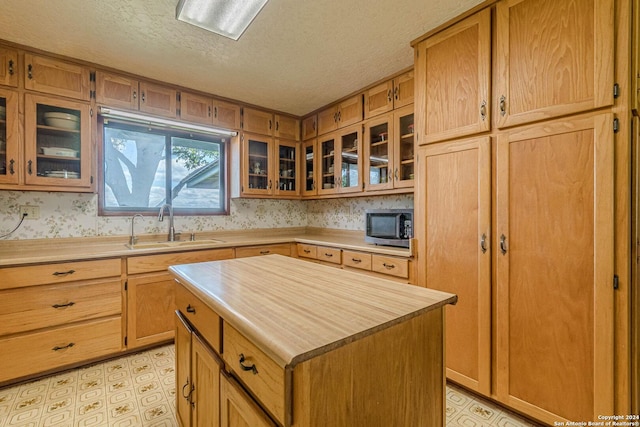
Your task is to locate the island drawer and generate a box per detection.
[296,243,317,259]
[372,255,409,279]
[175,281,221,353]
[0,316,122,383]
[316,246,341,264]
[0,279,121,336]
[0,258,122,290]
[235,244,292,258]
[223,323,285,425]
[342,250,373,270]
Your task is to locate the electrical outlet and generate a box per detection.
[19,205,40,220]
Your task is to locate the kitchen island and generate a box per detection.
[170,254,457,427]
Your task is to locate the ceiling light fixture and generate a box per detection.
[176,0,269,41]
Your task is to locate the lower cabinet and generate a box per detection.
[126,248,234,349]
[176,312,222,427]
[220,371,276,427]
[234,243,292,258]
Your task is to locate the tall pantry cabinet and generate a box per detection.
[412,0,629,424]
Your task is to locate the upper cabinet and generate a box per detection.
[168,91,240,129]
[317,94,363,136]
[242,107,299,140]
[301,115,317,140]
[415,9,491,144]
[0,47,18,88]
[96,71,178,119]
[495,0,614,128]
[24,54,91,101]
[364,70,414,119]
[317,124,362,195]
[0,88,19,185]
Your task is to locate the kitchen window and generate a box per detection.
[99,120,228,215]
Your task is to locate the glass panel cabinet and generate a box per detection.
[302,139,317,196]
[318,133,337,194]
[275,139,297,195]
[393,105,415,188]
[0,89,19,185]
[339,125,362,193]
[24,94,92,188]
[241,133,299,197]
[243,134,272,195]
[364,114,393,191]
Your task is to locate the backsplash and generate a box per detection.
[0,191,413,240]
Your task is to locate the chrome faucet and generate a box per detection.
[158,204,176,241]
[129,214,143,246]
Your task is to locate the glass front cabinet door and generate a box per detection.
[318,133,337,195]
[0,88,19,185]
[275,139,298,196]
[243,133,273,196]
[338,124,362,194]
[24,94,92,189]
[393,105,415,188]
[302,139,317,196]
[364,114,393,191]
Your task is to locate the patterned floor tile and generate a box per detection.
[0,343,540,427]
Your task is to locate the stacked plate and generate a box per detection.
[40,147,78,157]
[43,112,79,130]
[45,170,79,179]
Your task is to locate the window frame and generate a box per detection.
[97,117,230,217]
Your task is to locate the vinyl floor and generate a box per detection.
[0,344,541,427]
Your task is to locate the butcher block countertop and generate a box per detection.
[169,255,456,368]
[0,227,412,267]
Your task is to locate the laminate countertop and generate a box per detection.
[0,227,412,267]
[169,254,456,368]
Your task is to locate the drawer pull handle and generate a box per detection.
[186,304,196,314]
[239,353,258,374]
[260,250,270,255]
[303,249,311,253]
[324,253,333,257]
[52,302,75,309]
[182,377,194,402]
[382,263,395,269]
[52,343,75,351]
[52,270,76,277]
[352,258,362,263]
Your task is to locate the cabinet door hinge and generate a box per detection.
[177,92,181,102]
[90,175,94,184]
[124,280,128,291]
[613,83,620,99]
[89,71,96,82]
[362,181,365,190]
[613,118,620,133]
[90,108,94,117]
[177,108,181,117]
[124,336,128,346]
[90,90,96,99]
[613,274,619,290]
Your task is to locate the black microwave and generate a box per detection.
[365,209,413,248]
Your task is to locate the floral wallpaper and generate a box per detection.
[0,191,413,240]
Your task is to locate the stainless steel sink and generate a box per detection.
[126,238,225,249]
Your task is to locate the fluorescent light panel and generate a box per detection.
[99,107,238,137]
[176,0,269,40]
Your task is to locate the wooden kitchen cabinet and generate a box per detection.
[363,113,394,191]
[494,0,614,128]
[301,139,317,196]
[0,88,19,185]
[126,272,175,349]
[301,114,317,140]
[317,124,362,195]
[417,136,491,395]
[239,133,299,197]
[0,258,122,385]
[212,99,241,129]
[95,70,139,110]
[495,113,614,423]
[316,94,363,136]
[275,114,300,141]
[415,8,491,144]
[176,312,223,427]
[126,248,233,350]
[139,80,178,118]
[178,92,241,129]
[0,46,18,87]
[363,70,414,119]
[297,243,341,265]
[220,371,276,427]
[24,53,90,101]
[234,243,292,258]
[243,107,274,135]
[24,93,93,190]
[392,104,415,188]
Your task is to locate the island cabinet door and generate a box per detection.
[220,371,277,427]
[191,334,221,427]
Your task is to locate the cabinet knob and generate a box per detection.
[239,353,258,374]
[141,91,146,103]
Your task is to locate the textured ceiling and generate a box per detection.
[0,0,483,116]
